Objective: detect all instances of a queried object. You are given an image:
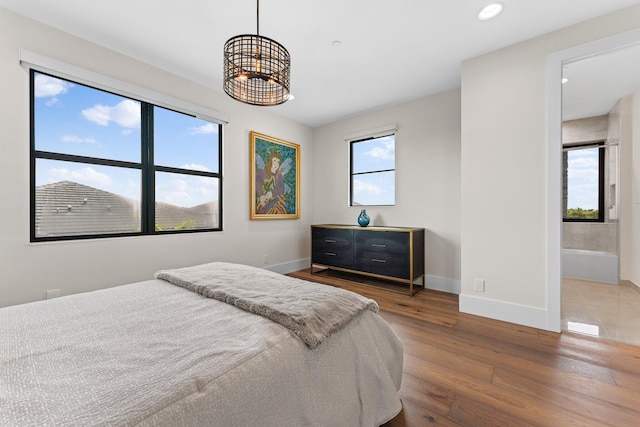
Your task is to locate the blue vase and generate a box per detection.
[357,209,370,227]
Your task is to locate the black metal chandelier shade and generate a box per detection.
[223,1,291,106]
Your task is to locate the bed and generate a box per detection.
[1,262,403,426]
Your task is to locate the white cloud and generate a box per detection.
[82,99,141,128]
[156,175,217,207]
[570,182,597,193]
[365,146,394,160]
[364,136,395,160]
[189,123,216,135]
[568,157,597,169]
[61,135,97,144]
[121,179,141,200]
[353,178,383,195]
[567,149,599,209]
[352,174,395,205]
[34,74,73,98]
[567,168,597,181]
[568,184,598,209]
[48,167,112,188]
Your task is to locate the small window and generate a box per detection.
[31,71,222,241]
[350,134,395,206]
[562,142,605,222]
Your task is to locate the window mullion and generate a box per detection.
[353,168,395,176]
[141,103,155,234]
[34,151,142,169]
[154,165,218,178]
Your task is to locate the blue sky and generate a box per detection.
[566,147,599,210]
[352,135,395,206]
[34,73,219,207]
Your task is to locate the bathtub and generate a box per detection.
[562,249,619,284]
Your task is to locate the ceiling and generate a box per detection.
[562,42,640,121]
[1,0,640,127]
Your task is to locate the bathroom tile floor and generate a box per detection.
[562,277,640,346]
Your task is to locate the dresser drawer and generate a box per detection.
[354,230,408,254]
[312,227,353,268]
[354,253,409,279]
[354,230,410,279]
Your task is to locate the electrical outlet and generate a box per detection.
[45,289,60,300]
[263,254,268,265]
[474,279,485,292]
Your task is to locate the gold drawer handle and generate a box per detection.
[324,252,337,256]
[371,244,387,248]
[325,239,337,243]
[371,258,387,263]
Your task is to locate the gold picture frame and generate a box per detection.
[250,131,300,220]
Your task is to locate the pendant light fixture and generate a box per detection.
[223,0,291,106]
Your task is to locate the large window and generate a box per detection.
[562,142,605,222]
[31,71,222,241]
[350,133,395,206]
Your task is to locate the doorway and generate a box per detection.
[554,36,640,346]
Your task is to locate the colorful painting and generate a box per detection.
[250,131,300,220]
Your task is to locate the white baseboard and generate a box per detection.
[266,259,461,295]
[425,274,461,294]
[264,258,311,275]
[459,293,553,331]
[621,279,640,291]
[273,260,552,331]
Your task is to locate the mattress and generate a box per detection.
[0,267,403,426]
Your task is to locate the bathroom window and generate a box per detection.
[350,133,396,206]
[562,142,605,222]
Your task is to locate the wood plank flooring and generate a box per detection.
[288,268,640,427]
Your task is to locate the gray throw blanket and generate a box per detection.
[154,262,379,349]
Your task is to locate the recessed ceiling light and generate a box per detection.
[478,3,503,21]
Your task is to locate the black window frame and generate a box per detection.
[349,133,396,207]
[562,141,605,223]
[30,70,223,242]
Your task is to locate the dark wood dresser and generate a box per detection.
[311,224,425,295]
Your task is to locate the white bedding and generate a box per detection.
[1,266,403,426]
[155,262,380,348]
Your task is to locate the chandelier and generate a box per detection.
[223,0,291,106]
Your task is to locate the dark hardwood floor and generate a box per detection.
[288,268,640,427]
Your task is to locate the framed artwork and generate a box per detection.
[250,131,300,220]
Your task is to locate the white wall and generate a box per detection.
[0,8,313,308]
[460,5,640,330]
[629,92,640,286]
[618,97,633,282]
[312,90,461,293]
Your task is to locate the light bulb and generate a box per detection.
[478,3,503,21]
